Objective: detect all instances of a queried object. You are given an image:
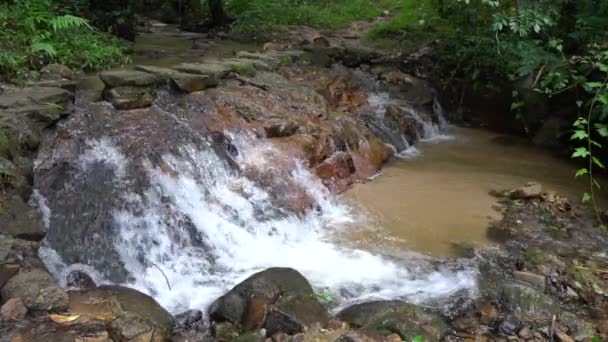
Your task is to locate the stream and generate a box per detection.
[35,24,597,317]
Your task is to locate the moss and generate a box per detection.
[0,127,16,159]
[525,248,546,266]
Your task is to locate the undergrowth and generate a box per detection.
[227,0,399,33]
[0,0,129,81]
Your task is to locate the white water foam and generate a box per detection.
[368,92,453,149]
[92,137,479,313]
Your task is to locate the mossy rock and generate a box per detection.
[337,301,447,341]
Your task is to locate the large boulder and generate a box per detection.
[1,268,69,312]
[209,268,329,336]
[68,285,175,341]
[0,195,45,241]
[337,300,448,341]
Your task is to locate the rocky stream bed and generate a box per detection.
[1,23,608,342]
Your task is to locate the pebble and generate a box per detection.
[518,327,533,339]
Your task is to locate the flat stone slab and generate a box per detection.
[99,70,159,88]
[171,73,217,93]
[0,87,71,109]
[135,65,219,93]
[134,65,178,79]
[172,62,232,80]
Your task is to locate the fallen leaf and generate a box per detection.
[49,314,81,324]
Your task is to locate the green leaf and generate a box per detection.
[586,82,604,89]
[596,123,608,137]
[593,178,601,189]
[575,168,589,177]
[593,156,606,169]
[571,130,588,140]
[572,147,590,159]
[582,192,591,203]
[598,94,608,105]
[412,336,424,342]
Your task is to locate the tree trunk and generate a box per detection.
[209,0,229,26]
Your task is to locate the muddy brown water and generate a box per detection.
[343,127,605,258]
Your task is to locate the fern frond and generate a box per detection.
[31,42,57,57]
[50,15,92,32]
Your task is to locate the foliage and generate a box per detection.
[0,0,129,80]
[227,0,391,33]
[314,288,339,308]
[368,0,607,216]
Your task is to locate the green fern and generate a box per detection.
[49,14,92,32]
[31,42,57,57]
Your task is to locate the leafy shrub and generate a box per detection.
[227,0,389,33]
[0,0,129,80]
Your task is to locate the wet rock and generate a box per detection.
[518,326,532,339]
[103,86,154,110]
[175,310,203,329]
[498,320,518,336]
[209,268,328,335]
[99,70,159,88]
[339,47,379,67]
[40,64,73,80]
[508,183,543,200]
[0,195,45,241]
[174,309,210,342]
[2,268,69,312]
[214,321,239,341]
[499,282,558,323]
[68,286,174,340]
[337,300,447,341]
[0,298,27,321]
[478,302,499,325]
[513,271,546,291]
[65,270,96,289]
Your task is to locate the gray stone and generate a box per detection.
[99,70,159,88]
[2,268,69,312]
[0,195,45,241]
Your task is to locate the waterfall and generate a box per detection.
[40,132,477,314]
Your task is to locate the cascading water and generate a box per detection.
[40,132,477,314]
[35,64,479,316]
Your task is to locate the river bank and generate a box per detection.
[0,20,607,342]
